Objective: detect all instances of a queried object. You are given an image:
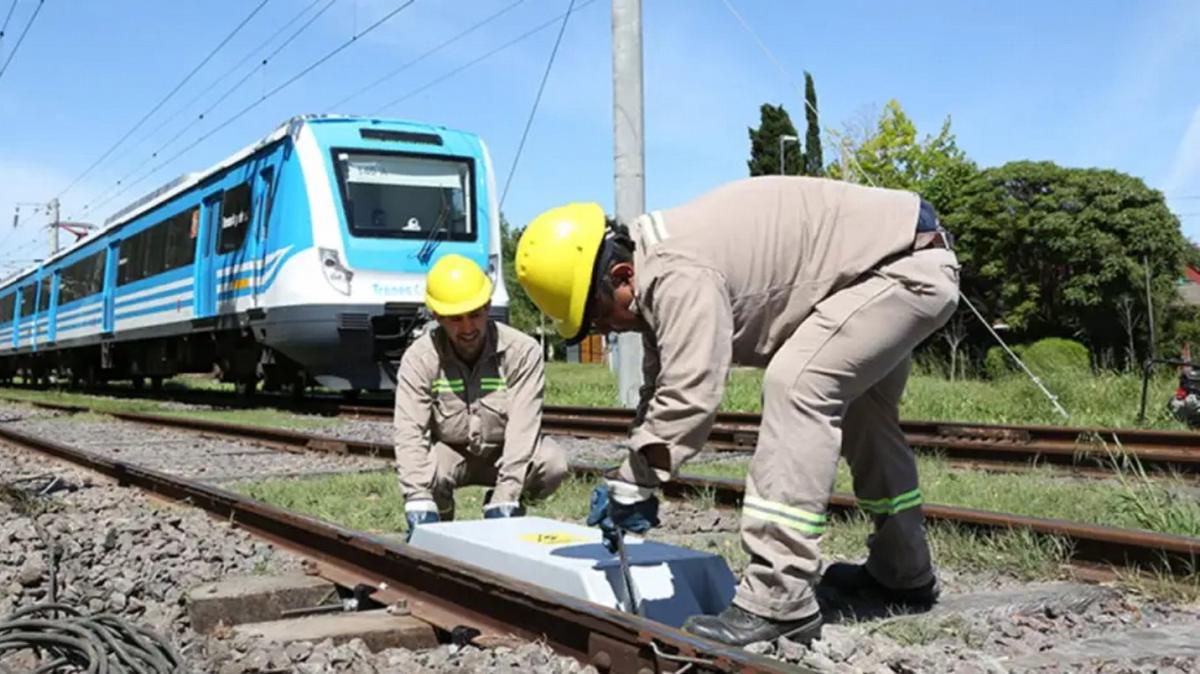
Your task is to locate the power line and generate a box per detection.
[500,0,576,209]
[79,0,337,217]
[372,0,597,116]
[0,0,45,84]
[718,0,876,186]
[82,0,419,220]
[0,0,19,41]
[325,0,526,114]
[83,0,327,197]
[56,0,272,201]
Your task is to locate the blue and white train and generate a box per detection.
[0,115,509,392]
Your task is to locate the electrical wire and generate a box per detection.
[716,0,1071,419]
[0,475,183,672]
[324,0,526,113]
[56,0,272,201]
[82,0,418,220]
[0,0,45,84]
[499,0,576,209]
[73,0,328,216]
[0,0,19,41]
[79,0,338,217]
[371,0,597,116]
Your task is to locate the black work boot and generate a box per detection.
[819,562,940,608]
[683,604,822,647]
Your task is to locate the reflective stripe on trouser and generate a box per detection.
[428,435,568,519]
[734,247,959,621]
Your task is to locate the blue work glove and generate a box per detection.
[482,502,523,519]
[586,480,660,554]
[404,506,439,542]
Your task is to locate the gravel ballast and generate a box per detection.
[0,402,596,673]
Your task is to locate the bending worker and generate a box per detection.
[515,176,960,646]
[395,254,567,537]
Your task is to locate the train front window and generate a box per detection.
[335,152,473,241]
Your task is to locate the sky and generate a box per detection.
[0,0,1197,281]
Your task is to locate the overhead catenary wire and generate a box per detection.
[371,0,598,116]
[0,0,45,84]
[79,0,338,217]
[325,0,526,114]
[716,0,1071,419]
[55,0,272,202]
[0,0,19,42]
[80,0,418,221]
[499,0,576,209]
[71,0,328,217]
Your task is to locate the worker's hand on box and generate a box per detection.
[587,480,660,553]
[404,502,440,542]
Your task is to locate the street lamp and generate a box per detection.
[779,134,799,175]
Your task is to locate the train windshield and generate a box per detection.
[334,151,474,241]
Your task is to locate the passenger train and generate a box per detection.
[0,115,509,392]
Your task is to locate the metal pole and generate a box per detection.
[779,136,785,176]
[1144,254,1156,361]
[612,0,644,407]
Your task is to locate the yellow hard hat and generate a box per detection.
[516,202,607,341]
[425,254,493,316]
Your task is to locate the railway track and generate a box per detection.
[8,385,1199,477]
[8,396,1199,580]
[0,409,798,673]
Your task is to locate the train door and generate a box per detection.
[47,271,59,344]
[102,243,118,334]
[33,275,49,350]
[194,192,222,319]
[252,166,275,305]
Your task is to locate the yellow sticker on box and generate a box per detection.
[520,532,590,546]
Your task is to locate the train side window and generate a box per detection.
[142,223,167,278]
[0,294,13,323]
[88,251,106,296]
[164,208,198,271]
[20,286,35,317]
[118,234,145,286]
[38,277,51,312]
[218,183,251,254]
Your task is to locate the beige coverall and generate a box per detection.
[615,176,960,620]
[394,321,567,518]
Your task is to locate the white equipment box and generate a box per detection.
[409,516,736,628]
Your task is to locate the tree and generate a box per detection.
[747,103,803,177]
[941,161,1189,363]
[803,72,823,177]
[827,99,977,214]
[939,311,968,381]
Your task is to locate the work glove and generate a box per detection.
[586,480,660,554]
[482,502,524,519]
[404,504,440,542]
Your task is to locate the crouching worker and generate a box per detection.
[516,176,960,646]
[395,254,568,540]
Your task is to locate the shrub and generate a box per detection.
[1021,338,1091,375]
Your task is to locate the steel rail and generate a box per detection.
[0,422,802,674]
[5,387,1200,472]
[7,397,1198,578]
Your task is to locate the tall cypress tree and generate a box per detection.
[747,103,803,176]
[803,71,823,177]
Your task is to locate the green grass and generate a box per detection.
[545,363,1184,429]
[234,469,1072,585]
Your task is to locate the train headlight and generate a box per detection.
[319,247,353,296]
[487,253,500,284]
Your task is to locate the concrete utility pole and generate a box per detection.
[49,198,60,255]
[612,0,645,407]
